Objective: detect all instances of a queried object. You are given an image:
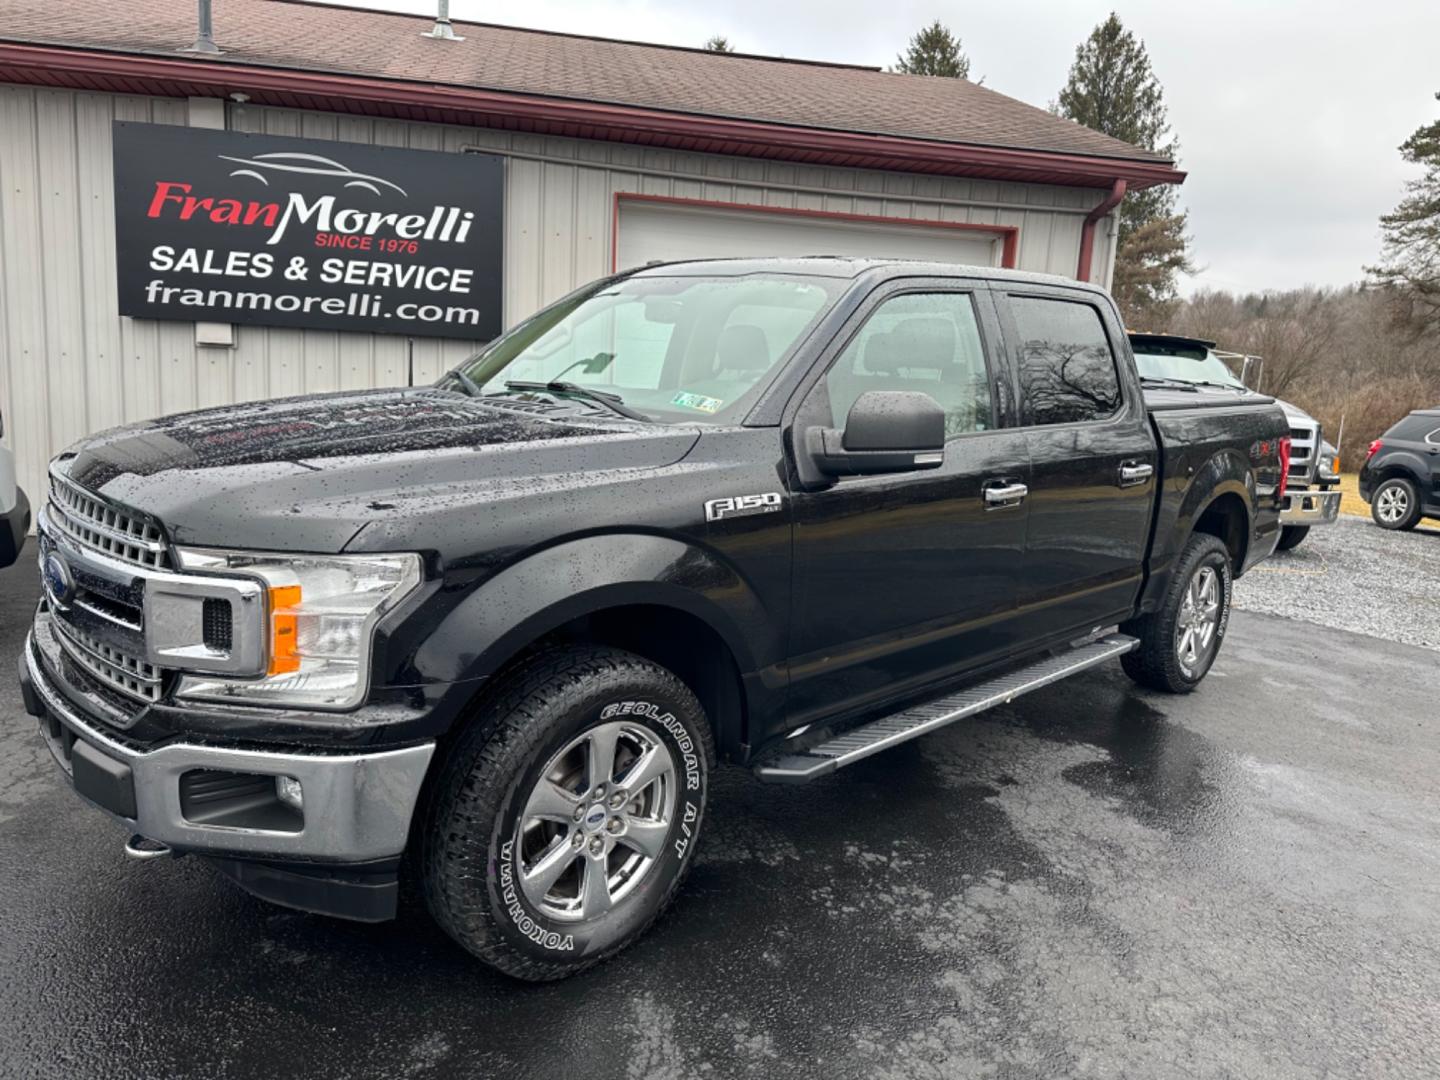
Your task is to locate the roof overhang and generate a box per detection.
[0,42,1186,190]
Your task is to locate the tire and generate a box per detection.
[1120,532,1232,694]
[1275,525,1310,551]
[1370,477,1422,531]
[419,645,714,981]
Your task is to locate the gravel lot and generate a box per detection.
[1235,517,1440,652]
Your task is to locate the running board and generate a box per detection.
[754,635,1138,784]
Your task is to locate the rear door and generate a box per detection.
[783,281,1032,731]
[993,287,1158,642]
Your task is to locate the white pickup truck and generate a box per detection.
[1128,333,1340,551]
[1,405,29,567]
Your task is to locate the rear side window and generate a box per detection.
[1009,296,1123,425]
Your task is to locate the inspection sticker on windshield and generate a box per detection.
[671,391,723,414]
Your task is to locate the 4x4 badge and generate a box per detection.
[704,492,784,523]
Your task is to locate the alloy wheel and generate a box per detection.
[1175,565,1220,676]
[1376,484,1410,524]
[514,721,677,923]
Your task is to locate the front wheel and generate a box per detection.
[1121,532,1233,694]
[420,645,713,981]
[1275,525,1310,551]
[1371,477,1422,531]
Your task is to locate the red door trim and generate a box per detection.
[610,192,1020,272]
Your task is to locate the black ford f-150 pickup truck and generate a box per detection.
[19,258,1290,980]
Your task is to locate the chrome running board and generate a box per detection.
[754,635,1138,784]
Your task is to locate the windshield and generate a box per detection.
[1132,342,1246,390]
[447,272,841,423]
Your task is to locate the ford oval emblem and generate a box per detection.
[42,549,75,610]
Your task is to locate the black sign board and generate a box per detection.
[112,122,504,340]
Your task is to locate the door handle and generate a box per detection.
[983,481,1028,508]
[1118,461,1154,487]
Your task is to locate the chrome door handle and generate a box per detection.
[983,482,1028,507]
[1118,462,1154,487]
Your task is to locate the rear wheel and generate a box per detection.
[1121,532,1232,694]
[1371,477,1422,531]
[420,645,713,981]
[1275,525,1310,551]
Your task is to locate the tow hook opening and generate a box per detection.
[124,834,175,861]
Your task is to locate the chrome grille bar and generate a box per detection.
[47,471,172,570]
[53,618,164,704]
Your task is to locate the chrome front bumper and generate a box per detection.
[24,632,434,862]
[1281,487,1342,527]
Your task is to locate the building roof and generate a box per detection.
[0,0,1185,190]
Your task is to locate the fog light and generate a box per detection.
[275,775,304,811]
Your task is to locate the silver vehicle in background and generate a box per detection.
[1,405,30,567]
[1129,333,1340,552]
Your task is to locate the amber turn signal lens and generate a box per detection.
[268,584,302,676]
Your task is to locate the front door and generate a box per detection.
[995,288,1158,641]
[785,285,1031,731]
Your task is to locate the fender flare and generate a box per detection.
[1371,452,1430,490]
[1175,448,1255,549]
[1139,448,1256,616]
[410,533,771,687]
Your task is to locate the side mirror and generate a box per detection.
[807,390,945,477]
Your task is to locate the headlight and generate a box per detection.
[173,548,422,710]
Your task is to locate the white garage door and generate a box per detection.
[616,199,1005,272]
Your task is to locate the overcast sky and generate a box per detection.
[364,0,1436,296]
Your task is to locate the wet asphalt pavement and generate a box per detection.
[3,554,1439,1080]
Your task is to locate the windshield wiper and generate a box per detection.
[1140,375,1247,394]
[448,368,483,397]
[503,380,649,421]
[1189,380,1249,393]
[1139,376,1200,391]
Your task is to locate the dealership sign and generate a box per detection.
[112,122,504,340]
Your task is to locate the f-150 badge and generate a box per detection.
[704,492,784,523]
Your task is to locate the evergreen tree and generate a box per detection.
[1367,92,1440,329]
[1056,13,1191,319]
[893,20,970,79]
[703,35,735,53]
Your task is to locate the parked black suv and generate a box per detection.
[1360,408,1440,530]
[19,259,1289,980]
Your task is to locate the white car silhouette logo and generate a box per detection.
[218,151,408,197]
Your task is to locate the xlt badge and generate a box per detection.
[704,492,784,523]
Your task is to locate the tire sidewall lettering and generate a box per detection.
[498,839,577,953]
[1215,555,1232,644]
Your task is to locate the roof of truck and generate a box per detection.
[626,256,1104,293]
[1127,332,1219,351]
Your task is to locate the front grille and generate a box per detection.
[1287,421,1318,485]
[47,472,172,570]
[52,618,164,704]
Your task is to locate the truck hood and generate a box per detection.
[1275,399,1316,427]
[56,389,700,551]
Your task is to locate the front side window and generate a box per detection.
[450,272,839,423]
[818,292,993,439]
[1010,296,1123,425]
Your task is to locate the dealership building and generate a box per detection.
[0,0,1183,510]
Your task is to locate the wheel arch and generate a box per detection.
[1191,488,1251,575]
[1370,456,1427,490]
[412,533,773,759]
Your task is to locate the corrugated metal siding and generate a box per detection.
[0,85,1115,515]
